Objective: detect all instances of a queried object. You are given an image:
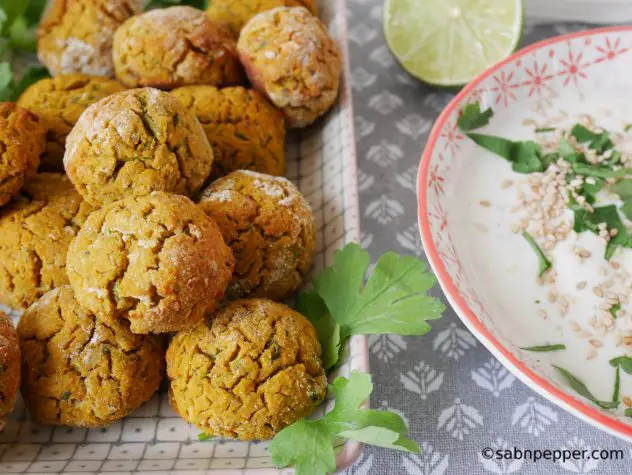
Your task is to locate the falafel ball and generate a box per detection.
[112,6,243,89]
[64,88,214,206]
[67,192,234,334]
[206,0,317,37]
[0,173,96,310]
[237,7,341,128]
[0,103,46,207]
[17,74,125,171]
[18,286,164,427]
[167,299,327,440]
[0,312,20,427]
[198,170,315,301]
[171,86,285,178]
[37,0,144,77]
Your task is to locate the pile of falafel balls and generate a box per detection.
[0,0,342,442]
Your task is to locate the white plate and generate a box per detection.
[419,26,632,441]
[0,0,366,472]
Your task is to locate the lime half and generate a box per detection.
[384,0,524,87]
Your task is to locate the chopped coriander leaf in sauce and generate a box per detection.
[613,366,621,403]
[570,124,614,153]
[610,356,632,375]
[456,102,493,131]
[520,344,566,352]
[466,133,544,174]
[554,365,619,410]
[522,231,552,277]
[535,127,556,133]
[610,302,621,319]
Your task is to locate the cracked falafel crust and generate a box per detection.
[206,0,317,37]
[18,286,164,427]
[66,192,235,334]
[17,74,125,171]
[0,312,20,426]
[64,88,214,206]
[112,6,244,89]
[198,170,315,301]
[0,103,46,207]
[237,7,341,128]
[171,86,285,179]
[167,298,327,440]
[37,0,144,77]
[0,173,96,310]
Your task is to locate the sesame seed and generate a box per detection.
[479,200,491,207]
[576,281,588,290]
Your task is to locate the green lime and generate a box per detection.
[383,0,524,87]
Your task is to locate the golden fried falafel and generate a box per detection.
[18,286,164,427]
[67,192,234,334]
[206,0,317,37]
[0,173,96,310]
[0,103,46,206]
[198,171,315,301]
[64,88,214,206]
[0,312,20,427]
[237,7,341,128]
[171,86,285,178]
[167,298,327,440]
[112,6,243,89]
[17,74,125,170]
[37,0,144,77]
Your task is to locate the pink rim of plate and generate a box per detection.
[418,25,632,441]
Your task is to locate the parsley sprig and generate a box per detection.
[197,245,445,474]
[270,372,420,475]
[270,245,443,473]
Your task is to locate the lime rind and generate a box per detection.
[384,0,525,87]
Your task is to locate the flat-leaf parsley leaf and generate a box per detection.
[298,244,445,370]
[270,372,419,475]
[295,291,340,371]
[316,244,444,336]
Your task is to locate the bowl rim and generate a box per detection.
[417,25,632,441]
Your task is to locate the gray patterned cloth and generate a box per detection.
[343,3,631,473]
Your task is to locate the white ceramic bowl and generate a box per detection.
[527,0,632,25]
[419,26,632,441]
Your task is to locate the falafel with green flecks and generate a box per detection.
[167,298,327,440]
